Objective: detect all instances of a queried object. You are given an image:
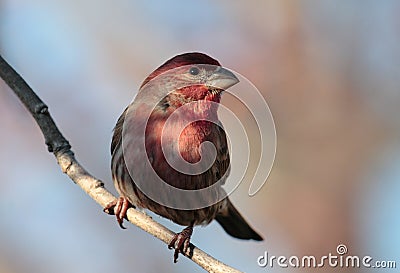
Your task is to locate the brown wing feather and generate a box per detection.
[111,107,127,156]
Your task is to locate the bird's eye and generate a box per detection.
[189,66,200,76]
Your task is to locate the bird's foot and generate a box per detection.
[168,225,193,263]
[103,196,132,229]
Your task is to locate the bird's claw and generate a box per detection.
[103,196,132,229]
[168,225,193,263]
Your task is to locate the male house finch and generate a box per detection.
[105,52,263,262]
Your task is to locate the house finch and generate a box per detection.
[105,52,263,262]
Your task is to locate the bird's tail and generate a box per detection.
[215,199,263,241]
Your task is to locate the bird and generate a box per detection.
[105,52,263,262]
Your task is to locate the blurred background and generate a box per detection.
[1,1,399,272]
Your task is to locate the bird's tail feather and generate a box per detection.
[216,199,263,241]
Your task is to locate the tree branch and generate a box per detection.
[0,55,242,273]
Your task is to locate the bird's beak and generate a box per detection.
[207,67,239,90]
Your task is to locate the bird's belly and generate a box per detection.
[126,118,225,225]
[146,200,221,226]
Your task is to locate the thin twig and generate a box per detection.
[0,55,242,273]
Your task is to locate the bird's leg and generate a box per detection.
[103,196,132,229]
[168,223,194,263]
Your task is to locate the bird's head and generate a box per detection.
[140,53,239,116]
